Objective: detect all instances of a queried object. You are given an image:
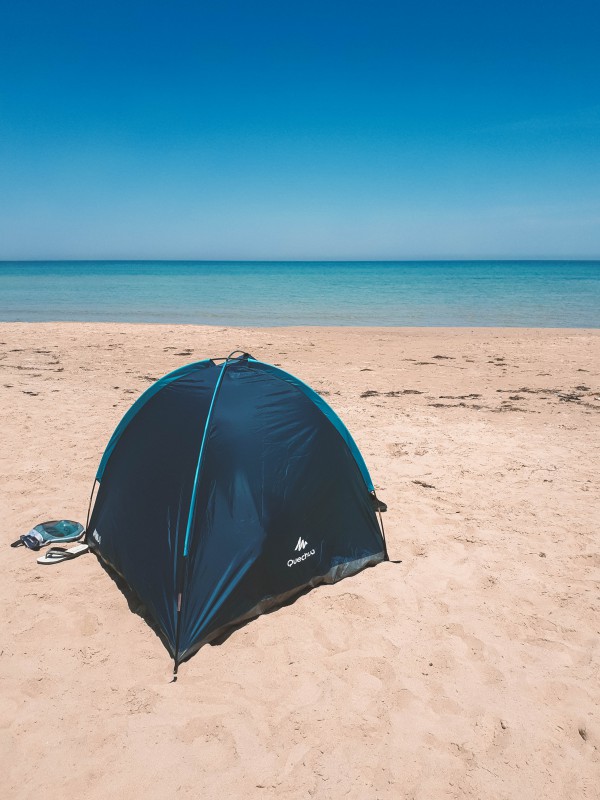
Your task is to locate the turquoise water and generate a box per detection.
[0,261,598,327]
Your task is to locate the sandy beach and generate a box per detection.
[1,323,599,799]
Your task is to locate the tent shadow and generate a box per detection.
[205,584,314,647]
[207,559,400,650]
[94,554,175,656]
[94,550,315,659]
[95,551,394,664]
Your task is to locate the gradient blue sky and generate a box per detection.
[1,0,599,259]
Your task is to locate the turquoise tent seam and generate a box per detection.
[182,359,229,557]
[247,358,375,492]
[96,359,214,481]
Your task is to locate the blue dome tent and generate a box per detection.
[86,352,387,673]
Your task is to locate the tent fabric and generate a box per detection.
[246,358,374,491]
[87,354,387,665]
[95,358,214,481]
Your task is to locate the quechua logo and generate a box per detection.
[288,537,315,567]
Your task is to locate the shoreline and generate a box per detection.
[2,320,600,330]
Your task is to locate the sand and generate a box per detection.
[1,323,599,799]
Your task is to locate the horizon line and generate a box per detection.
[1,257,600,264]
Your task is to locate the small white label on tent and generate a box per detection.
[295,537,308,551]
[287,543,316,568]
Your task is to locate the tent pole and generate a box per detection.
[172,352,241,680]
[84,479,98,537]
[181,356,233,558]
[374,495,389,560]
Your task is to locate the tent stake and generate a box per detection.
[172,589,183,682]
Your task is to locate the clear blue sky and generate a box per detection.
[1,0,599,260]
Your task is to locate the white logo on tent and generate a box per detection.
[295,537,308,551]
[288,538,316,568]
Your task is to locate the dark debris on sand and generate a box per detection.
[361,389,424,398]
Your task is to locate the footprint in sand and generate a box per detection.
[332,592,380,620]
[77,611,100,637]
[176,718,241,769]
[445,623,504,685]
[124,686,160,715]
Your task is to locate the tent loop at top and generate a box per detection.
[211,350,252,365]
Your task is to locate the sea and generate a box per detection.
[0,260,598,327]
